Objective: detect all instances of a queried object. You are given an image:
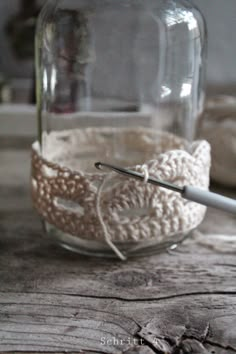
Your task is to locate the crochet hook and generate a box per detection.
[95,162,236,215]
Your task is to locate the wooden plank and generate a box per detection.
[0,148,236,353]
[0,204,236,298]
[0,293,235,353]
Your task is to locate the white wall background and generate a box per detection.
[193,0,236,87]
[0,0,236,87]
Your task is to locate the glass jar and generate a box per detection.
[33,0,209,259]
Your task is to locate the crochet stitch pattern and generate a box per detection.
[31,127,211,248]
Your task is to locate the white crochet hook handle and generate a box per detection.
[182,186,236,214]
[95,162,236,215]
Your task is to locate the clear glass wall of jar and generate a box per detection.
[33,0,208,259]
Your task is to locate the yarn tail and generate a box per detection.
[96,175,127,261]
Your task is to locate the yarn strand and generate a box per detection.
[96,164,150,260]
[137,164,149,183]
[96,174,127,261]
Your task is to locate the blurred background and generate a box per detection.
[0,0,235,191]
[0,0,236,103]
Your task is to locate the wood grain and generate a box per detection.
[0,146,235,353]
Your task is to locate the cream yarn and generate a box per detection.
[31,127,211,258]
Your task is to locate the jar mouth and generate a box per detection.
[31,127,210,260]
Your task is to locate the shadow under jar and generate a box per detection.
[33,0,209,259]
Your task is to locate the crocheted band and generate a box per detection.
[31,127,211,245]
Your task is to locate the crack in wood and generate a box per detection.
[203,322,211,342]
[136,315,236,354]
[134,334,165,354]
[205,339,236,353]
[175,334,236,354]
[1,290,236,303]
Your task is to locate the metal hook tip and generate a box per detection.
[95,162,102,170]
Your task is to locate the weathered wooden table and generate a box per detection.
[0,115,236,353]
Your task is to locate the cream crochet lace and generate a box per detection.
[31,127,211,251]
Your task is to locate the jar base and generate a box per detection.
[44,222,192,259]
